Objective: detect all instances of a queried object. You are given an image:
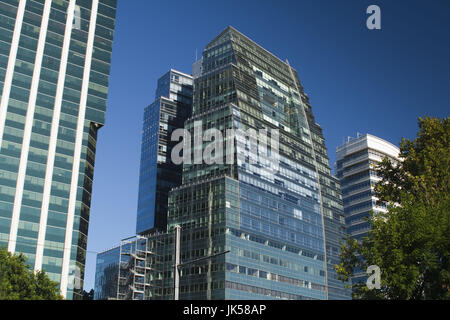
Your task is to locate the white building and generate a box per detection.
[336,134,400,240]
[335,134,399,284]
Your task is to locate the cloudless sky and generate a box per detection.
[84,0,450,290]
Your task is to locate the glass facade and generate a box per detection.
[113,27,351,301]
[94,245,119,300]
[116,234,174,300]
[164,27,351,300]
[336,134,399,286]
[136,69,193,235]
[0,0,116,299]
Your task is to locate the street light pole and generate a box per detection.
[173,225,181,300]
[173,226,230,300]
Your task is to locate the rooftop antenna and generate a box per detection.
[195,48,198,61]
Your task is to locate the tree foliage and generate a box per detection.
[82,289,94,300]
[335,117,450,299]
[0,247,63,300]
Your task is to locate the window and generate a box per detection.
[248,268,258,277]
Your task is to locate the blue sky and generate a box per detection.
[83,0,450,290]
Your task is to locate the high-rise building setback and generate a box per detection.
[136,69,193,235]
[116,27,351,300]
[95,68,193,300]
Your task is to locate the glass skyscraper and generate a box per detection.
[95,69,193,299]
[136,69,193,235]
[164,26,350,300]
[336,133,399,285]
[103,27,351,301]
[94,245,119,300]
[0,0,116,299]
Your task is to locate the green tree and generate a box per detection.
[335,117,450,299]
[82,288,94,300]
[0,247,63,300]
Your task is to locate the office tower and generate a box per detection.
[136,69,193,235]
[116,233,173,300]
[0,0,116,299]
[336,133,399,284]
[94,69,192,299]
[94,245,120,300]
[163,26,350,300]
[336,134,400,240]
[192,58,202,79]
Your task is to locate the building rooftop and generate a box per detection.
[207,26,298,72]
[336,133,400,160]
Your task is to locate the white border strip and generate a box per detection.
[35,0,76,273]
[0,0,26,154]
[9,0,53,256]
[60,0,99,298]
[26,0,54,270]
